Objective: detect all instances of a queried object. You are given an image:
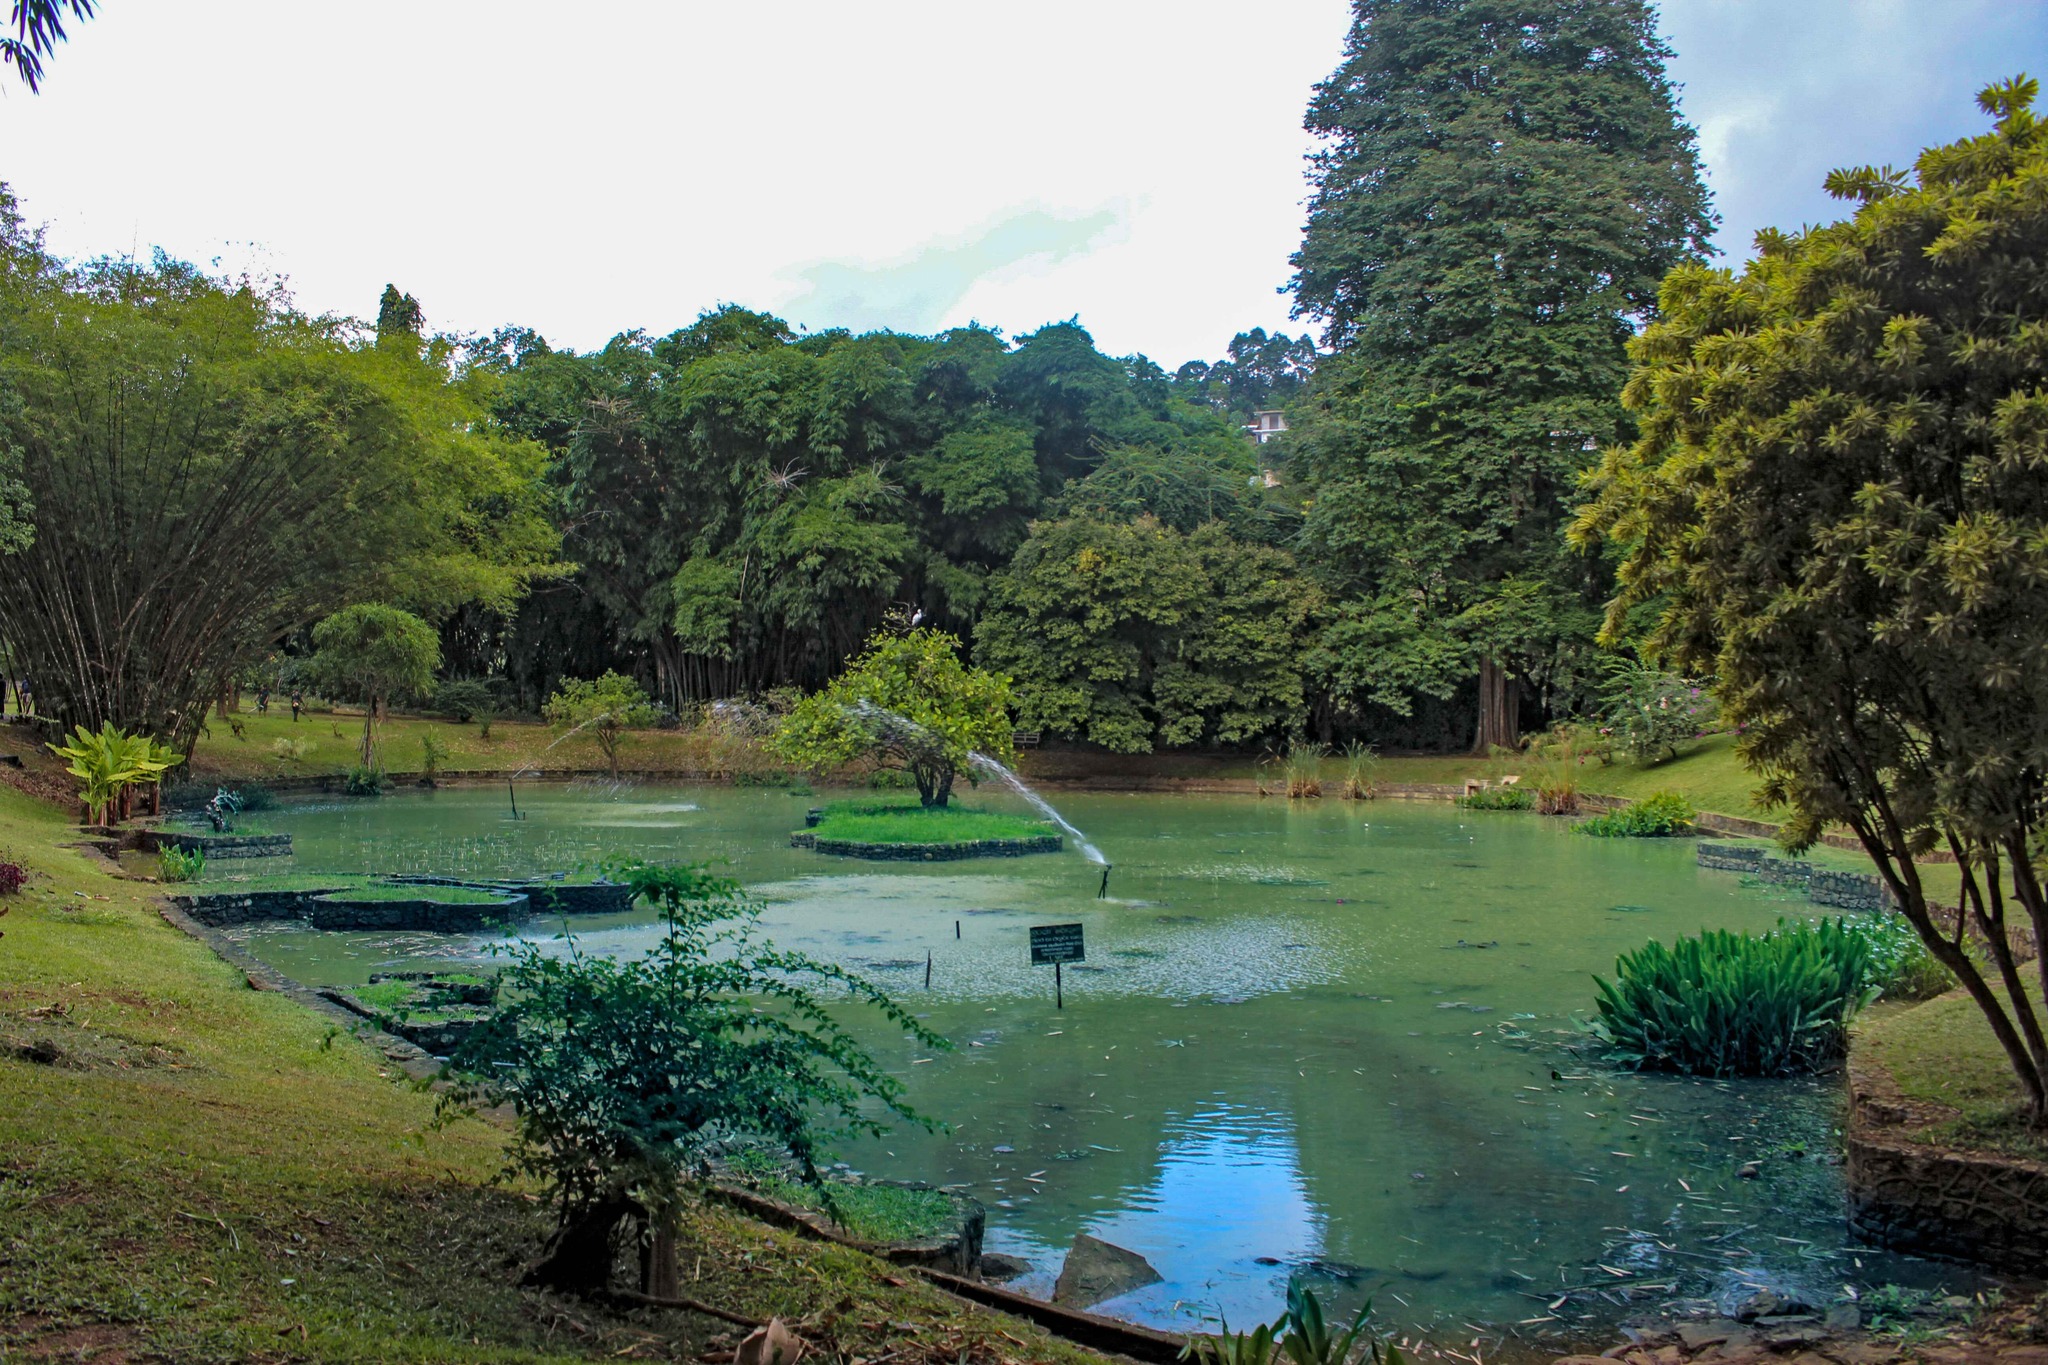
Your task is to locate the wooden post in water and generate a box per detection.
[508,779,520,820]
[925,949,932,989]
[1055,960,1063,1010]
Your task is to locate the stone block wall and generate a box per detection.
[790,832,1064,861]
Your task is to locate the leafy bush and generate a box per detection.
[1600,657,1719,763]
[419,728,448,781]
[0,860,28,896]
[544,671,657,779]
[341,764,385,797]
[1591,920,1878,1075]
[1836,912,1955,1001]
[48,723,182,825]
[1576,791,1695,837]
[433,678,497,724]
[1457,785,1533,811]
[231,783,278,812]
[443,861,945,1297]
[1185,1284,1402,1365]
[156,845,205,883]
[271,736,310,764]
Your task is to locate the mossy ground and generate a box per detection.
[806,802,1050,846]
[0,781,1097,1364]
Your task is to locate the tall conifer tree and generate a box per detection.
[1289,0,1712,749]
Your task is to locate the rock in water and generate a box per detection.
[1052,1234,1163,1308]
[978,1252,1032,1282]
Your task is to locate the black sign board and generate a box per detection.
[1030,922,1085,965]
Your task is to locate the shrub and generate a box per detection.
[433,678,497,724]
[544,671,657,779]
[1600,657,1719,763]
[156,845,205,882]
[443,862,945,1298]
[1591,919,1878,1075]
[1185,1284,1402,1365]
[1457,785,1533,811]
[419,729,448,782]
[231,783,277,812]
[0,860,26,896]
[341,764,385,797]
[1836,912,1955,1001]
[271,736,310,764]
[1576,791,1694,837]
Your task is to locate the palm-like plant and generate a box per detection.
[49,723,182,825]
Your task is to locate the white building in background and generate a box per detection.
[1246,409,1288,444]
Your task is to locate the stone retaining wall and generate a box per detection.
[307,892,527,932]
[144,830,294,859]
[167,886,350,926]
[1846,1054,2048,1273]
[1695,843,1894,911]
[790,832,1064,860]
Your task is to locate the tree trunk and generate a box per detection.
[523,1195,633,1294]
[1473,657,1520,755]
[916,764,954,808]
[641,1199,680,1298]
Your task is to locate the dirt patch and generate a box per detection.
[0,1317,159,1363]
[0,1006,184,1072]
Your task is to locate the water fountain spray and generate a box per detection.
[840,701,1110,879]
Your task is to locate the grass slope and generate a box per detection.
[1857,984,2048,1162]
[0,782,1094,1364]
[807,802,1050,845]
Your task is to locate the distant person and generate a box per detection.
[289,689,304,723]
[256,688,269,714]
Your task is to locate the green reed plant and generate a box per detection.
[1575,790,1695,837]
[1339,741,1379,800]
[155,845,205,883]
[1285,741,1325,799]
[1591,919,1878,1076]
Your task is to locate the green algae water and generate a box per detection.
[215,782,1974,1346]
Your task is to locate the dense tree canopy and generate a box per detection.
[1573,78,2048,1122]
[0,184,560,743]
[465,311,1275,713]
[980,516,1318,753]
[1289,0,1714,751]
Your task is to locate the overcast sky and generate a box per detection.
[1,1,2042,367]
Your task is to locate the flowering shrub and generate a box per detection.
[0,860,26,895]
[1600,658,1718,763]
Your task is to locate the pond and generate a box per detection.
[207,781,1973,1347]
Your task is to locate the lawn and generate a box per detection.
[0,780,1097,1364]
[1857,983,2048,1162]
[806,802,1052,845]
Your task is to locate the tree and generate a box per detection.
[374,283,424,353]
[979,516,1318,753]
[775,629,1014,808]
[1572,78,2048,1123]
[0,222,560,744]
[308,605,441,767]
[544,671,657,779]
[1290,0,1713,751]
[446,862,943,1295]
[3,1,93,92]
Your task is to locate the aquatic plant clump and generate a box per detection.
[1575,791,1695,837]
[1591,919,1877,1076]
[805,802,1050,845]
[1456,785,1533,811]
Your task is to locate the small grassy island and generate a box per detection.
[793,802,1063,861]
